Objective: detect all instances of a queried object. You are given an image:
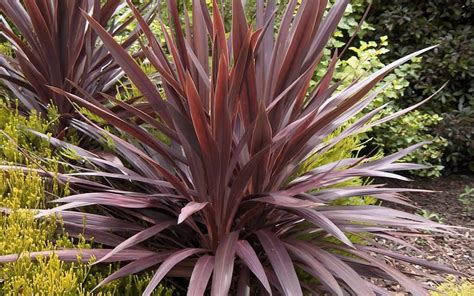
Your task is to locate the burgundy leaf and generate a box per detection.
[296,208,354,248]
[187,255,214,296]
[178,202,209,224]
[94,220,175,264]
[82,9,171,124]
[94,252,172,290]
[297,242,375,296]
[236,240,272,295]
[211,231,239,296]
[285,243,343,296]
[256,230,303,296]
[0,249,156,264]
[143,248,206,296]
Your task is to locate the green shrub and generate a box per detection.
[0,102,174,295]
[458,186,474,213]
[433,109,474,173]
[431,277,474,296]
[368,0,474,113]
[0,101,56,165]
[0,165,89,295]
[367,0,474,172]
[371,111,448,177]
[314,11,447,177]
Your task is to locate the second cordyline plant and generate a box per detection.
[0,0,155,130]
[0,0,459,295]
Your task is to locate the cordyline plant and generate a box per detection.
[0,0,154,129]
[0,0,459,295]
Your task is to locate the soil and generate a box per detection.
[373,174,474,292]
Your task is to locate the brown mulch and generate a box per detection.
[372,174,474,292]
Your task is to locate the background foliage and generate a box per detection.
[367,0,474,173]
[313,0,448,177]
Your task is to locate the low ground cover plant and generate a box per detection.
[432,276,474,296]
[0,0,461,295]
[458,186,474,214]
[0,102,174,294]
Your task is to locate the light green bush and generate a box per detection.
[431,277,474,296]
[0,101,55,165]
[371,111,448,177]
[0,102,174,295]
[0,165,90,295]
[313,2,447,177]
[0,170,174,295]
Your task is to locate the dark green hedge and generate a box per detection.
[367,0,474,173]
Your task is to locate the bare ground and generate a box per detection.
[373,174,474,292]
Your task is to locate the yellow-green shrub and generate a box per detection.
[0,102,173,295]
[295,131,379,206]
[0,169,91,295]
[0,101,55,165]
[431,277,474,296]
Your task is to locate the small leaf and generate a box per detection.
[144,249,206,296]
[178,202,209,224]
